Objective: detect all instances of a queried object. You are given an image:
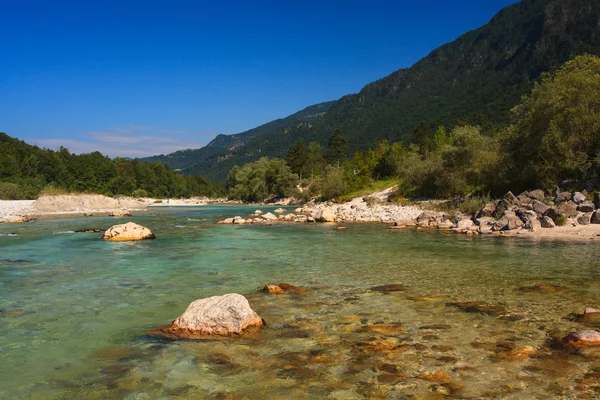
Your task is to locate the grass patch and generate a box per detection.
[338,180,398,202]
[39,185,74,196]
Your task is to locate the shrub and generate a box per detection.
[131,188,149,198]
[0,182,26,200]
[555,214,568,226]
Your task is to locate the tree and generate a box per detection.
[411,122,433,152]
[306,142,325,179]
[507,54,600,189]
[325,129,349,166]
[285,141,309,180]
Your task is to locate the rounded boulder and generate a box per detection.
[102,222,155,241]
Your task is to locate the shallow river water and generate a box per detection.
[2,205,600,399]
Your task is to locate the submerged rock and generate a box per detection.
[152,293,263,338]
[520,284,569,293]
[446,301,505,316]
[75,228,104,233]
[102,222,155,241]
[583,307,600,321]
[261,283,306,295]
[370,284,406,292]
[563,330,600,347]
[109,210,132,217]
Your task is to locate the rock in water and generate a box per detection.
[158,293,263,337]
[563,330,600,347]
[102,222,155,241]
[109,210,132,217]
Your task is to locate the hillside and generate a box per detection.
[143,101,335,173]
[154,0,600,182]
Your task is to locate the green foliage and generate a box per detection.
[0,182,27,200]
[0,133,224,199]
[316,165,347,200]
[285,141,309,179]
[507,54,600,189]
[226,158,298,202]
[325,129,349,165]
[555,214,568,226]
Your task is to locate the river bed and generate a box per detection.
[1,205,600,399]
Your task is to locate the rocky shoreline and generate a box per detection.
[217,188,600,241]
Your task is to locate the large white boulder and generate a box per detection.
[161,293,264,337]
[314,208,336,222]
[102,222,155,241]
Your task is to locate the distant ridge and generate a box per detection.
[143,101,335,176]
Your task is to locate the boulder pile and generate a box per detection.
[415,190,600,235]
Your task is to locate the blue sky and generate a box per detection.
[1,0,517,157]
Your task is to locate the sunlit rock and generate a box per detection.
[102,222,155,241]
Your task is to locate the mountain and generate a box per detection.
[152,0,600,182]
[143,101,335,173]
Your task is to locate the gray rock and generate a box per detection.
[594,192,600,209]
[577,212,592,225]
[476,203,496,218]
[475,217,495,226]
[478,224,493,234]
[544,207,559,220]
[416,211,445,227]
[532,201,549,215]
[558,201,578,218]
[456,219,474,230]
[516,195,532,206]
[555,191,572,204]
[540,216,556,228]
[437,220,455,229]
[577,201,595,213]
[519,210,538,222]
[524,218,541,232]
[493,212,523,231]
[526,189,546,200]
[592,210,600,224]
[503,191,517,204]
[573,192,587,204]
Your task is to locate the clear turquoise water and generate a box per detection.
[2,205,600,399]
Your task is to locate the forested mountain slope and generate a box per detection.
[157,0,600,182]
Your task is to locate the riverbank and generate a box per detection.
[0,194,231,222]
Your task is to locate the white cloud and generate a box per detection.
[29,125,213,158]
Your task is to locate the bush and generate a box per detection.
[318,165,347,200]
[457,194,491,215]
[131,188,149,198]
[555,214,568,226]
[0,182,26,200]
[39,184,71,196]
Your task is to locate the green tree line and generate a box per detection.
[227,55,600,202]
[0,136,224,200]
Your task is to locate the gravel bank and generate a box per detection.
[0,200,36,222]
